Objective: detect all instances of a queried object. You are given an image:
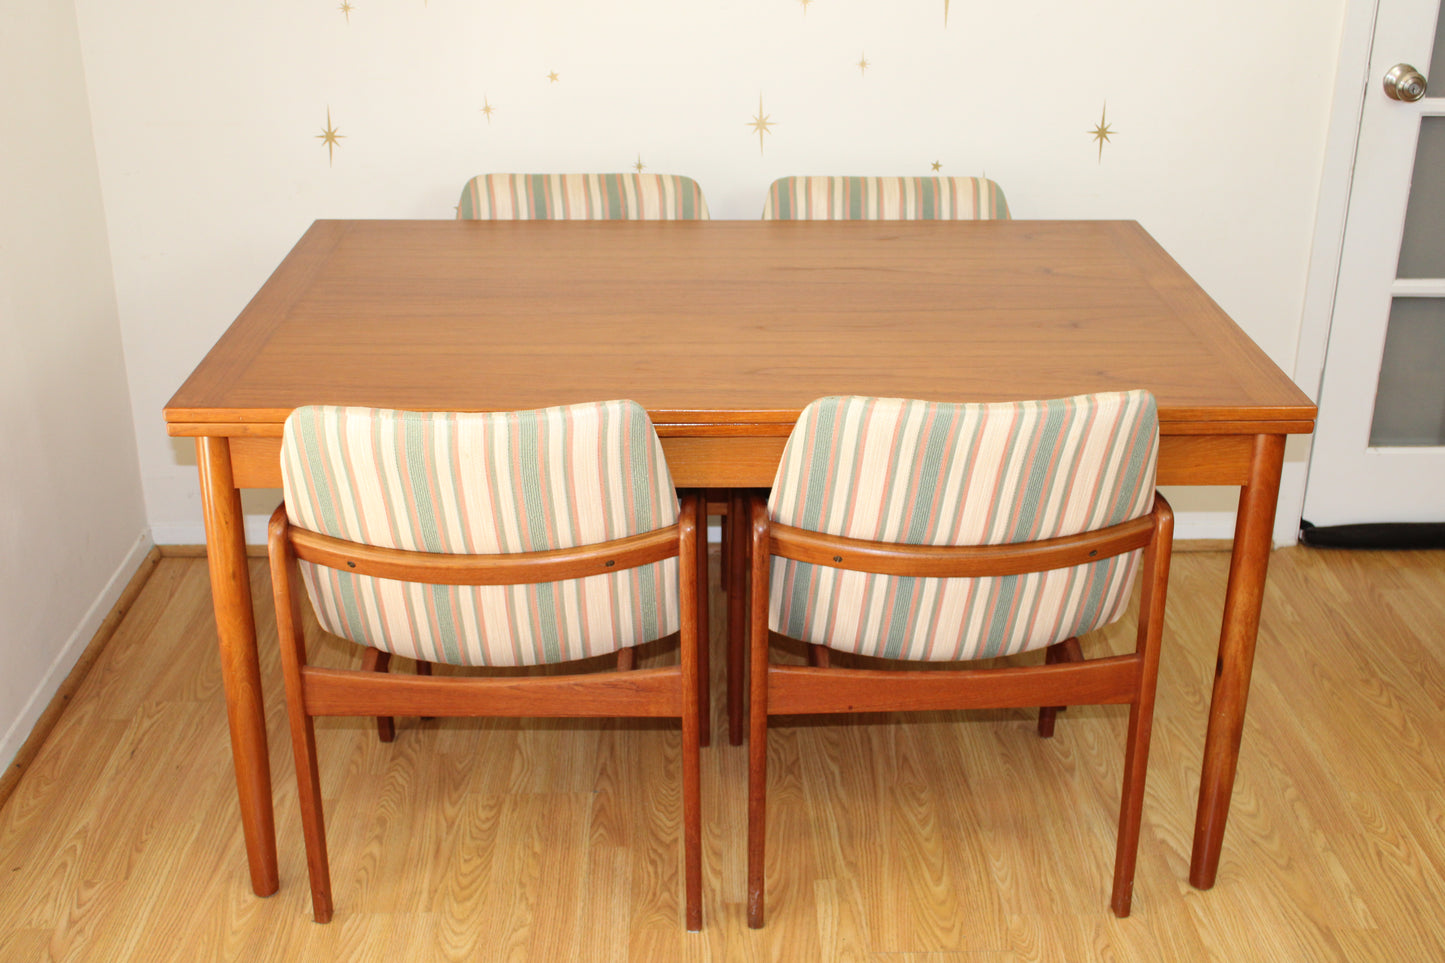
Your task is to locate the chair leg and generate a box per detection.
[1112,494,1172,916]
[1111,697,1155,917]
[727,489,750,746]
[269,508,333,922]
[682,654,703,931]
[415,660,435,721]
[363,650,435,736]
[290,705,334,922]
[1037,636,1083,738]
[746,703,767,928]
[360,648,395,743]
[808,644,830,668]
[711,489,729,594]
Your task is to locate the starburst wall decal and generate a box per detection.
[748,96,776,155]
[1089,103,1116,162]
[317,107,343,166]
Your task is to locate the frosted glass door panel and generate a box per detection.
[1369,297,1445,445]
[1433,4,1445,77]
[1397,119,1445,278]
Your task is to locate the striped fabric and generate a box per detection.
[456,173,710,220]
[760,176,1011,220]
[280,401,680,667]
[767,391,1158,661]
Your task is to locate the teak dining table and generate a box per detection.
[165,218,1315,901]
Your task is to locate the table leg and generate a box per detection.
[1189,433,1285,889]
[197,437,279,896]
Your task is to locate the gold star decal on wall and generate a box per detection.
[634,155,646,173]
[931,160,942,171]
[857,53,869,76]
[317,107,343,166]
[339,1,354,22]
[944,0,950,25]
[480,96,495,123]
[1089,103,1116,162]
[748,96,776,156]
[547,70,560,83]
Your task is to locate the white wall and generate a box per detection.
[71,0,1347,545]
[0,0,149,769]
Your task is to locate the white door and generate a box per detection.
[1304,0,1445,526]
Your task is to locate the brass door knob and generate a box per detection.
[1384,63,1427,102]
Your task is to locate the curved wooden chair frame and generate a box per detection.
[745,492,1174,927]
[268,495,704,929]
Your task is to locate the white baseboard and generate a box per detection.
[148,522,208,547]
[1172,510,1239,542]
[0,529,155,771]
[151,515,274,548]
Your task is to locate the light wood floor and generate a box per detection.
[2,546,1443,961]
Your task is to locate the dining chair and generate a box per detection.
[267,400,703,929]
[760,175,1011,220]
[726,175,1013,747]
[744,391,1172,926]
[456,172,710,220]
[457,171,724,733]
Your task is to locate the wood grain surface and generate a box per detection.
[2,546,1441,960]
[165,220,1315,438]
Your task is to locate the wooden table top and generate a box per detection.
[165,219,1315,438]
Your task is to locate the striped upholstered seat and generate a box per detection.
[767,391,1157,661]
[456,172,710,220]
[270,399,703,927]
[281,401,681,667]
[745,390,1173,927]
[760,175,1010,220]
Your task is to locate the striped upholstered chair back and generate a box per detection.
[760,175,1010,220]
[767,390,1157,662]
[456,173,710,220]
[280,400,681,667]
[746,391,1170,927]
[271,400,704,928]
